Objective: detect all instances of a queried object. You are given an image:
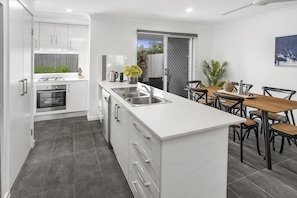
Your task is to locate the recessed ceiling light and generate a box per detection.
[186,7,193,13]
[66,8,72,12]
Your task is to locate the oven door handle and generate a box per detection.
[37,90,66,94]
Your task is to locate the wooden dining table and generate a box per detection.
[193,86,297,170]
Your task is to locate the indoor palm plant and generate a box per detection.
[202,59,228,87]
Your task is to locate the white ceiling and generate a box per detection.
[34,0,297,25]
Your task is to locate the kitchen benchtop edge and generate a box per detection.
[98,80,245,140]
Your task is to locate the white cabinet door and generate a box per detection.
[68,25,88,51]
[110,97,130,179]
[39,23,54,49]
[66,81,87,112]
[54,24,68,49]
[39,23,68,50]
[33,22,39,50]
[9,0,32,187]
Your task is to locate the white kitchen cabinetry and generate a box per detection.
[9,0,33,188]
[33,22,39,50]
[110,96,130,180]
[39,23,68,50]
[66,80,87,112]
[68,25,88,51]
[98,81,243,198]
[129,116,161,198]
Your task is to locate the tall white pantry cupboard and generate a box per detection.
[1,0,34,197]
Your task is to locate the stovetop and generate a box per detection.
[38,77,65,81]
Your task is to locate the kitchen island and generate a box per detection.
[98,80,244,198]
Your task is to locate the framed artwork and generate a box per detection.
[275,34,297,66]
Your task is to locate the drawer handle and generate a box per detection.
[133,142,151,163]
[132,123,151,139]
[132,181,147,198]
[132,161,151,187]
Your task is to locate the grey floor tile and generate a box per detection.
[228,178,272,198]
[11,162,49,197]
[34,121,44,128]
[75,178,105,198]
[92,131,109,148]
[228,141,267,170]
[74,150,101,183]
[100,157,123,178]
[74,132,96,153]
[227,153,258,184]
[97,147,117,162]
[36,124,59,140]
[25,139,54,165]
[106,172,131,195]
[52,135,74,158]
[227,188,240,198]
[58,122,74,136]
[11,189,42,198]
[247,171,297,198]
[264,160,297,191]
[109,190,134,198]
[89,120,102,132]
[42,184,74,198]
[73,120,91,134]
[44,155,75,191]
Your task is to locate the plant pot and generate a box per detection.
[128,76,138,84]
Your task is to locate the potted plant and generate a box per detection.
[202,59,228,87]
[124,65,143,84]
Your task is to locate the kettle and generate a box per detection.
[109,71,118,82]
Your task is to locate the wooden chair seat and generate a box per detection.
[271,123,297,136]
[198,98,214,105]
[271,123,297,153]
[249,110,286,122]
[233,118,258,128]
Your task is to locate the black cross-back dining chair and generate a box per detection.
[249,86,296,152]
[222,82,253,117]
[186,80,214,106]
[214,92,261,162]
[250,86,296,125]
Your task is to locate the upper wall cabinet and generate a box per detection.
[68,25,89,51]
[35,22,89,52]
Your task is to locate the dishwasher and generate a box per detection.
[101,88,111,148]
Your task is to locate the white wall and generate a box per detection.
[88,15,212,119]
[210,8,297,96]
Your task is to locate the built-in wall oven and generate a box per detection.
[36,84,66,112]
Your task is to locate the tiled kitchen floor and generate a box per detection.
[10,116,297,198]
[10,116,132,198]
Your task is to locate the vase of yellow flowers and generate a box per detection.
[124,65,143,84]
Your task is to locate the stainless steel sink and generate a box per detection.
[112,87,148,99]
[112,87,170,106]
[127,96,168,105]
[122,92,147,98]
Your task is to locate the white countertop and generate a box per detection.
[98,81,245,140]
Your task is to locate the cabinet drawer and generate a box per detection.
[129,151,160,198]
[130,121,161,162]
[130,146,160,189]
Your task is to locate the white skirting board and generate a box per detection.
[34,111,87,121]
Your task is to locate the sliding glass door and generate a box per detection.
[137,31,194,97]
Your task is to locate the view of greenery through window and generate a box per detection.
[137,40,163,81]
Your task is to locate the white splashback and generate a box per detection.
[98,54,128,81]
